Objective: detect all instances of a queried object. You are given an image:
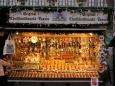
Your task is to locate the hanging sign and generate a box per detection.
[9,10,108,24]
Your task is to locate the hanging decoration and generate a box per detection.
[99,35,108,64]
[47,0,57,6]
[17,0,27,5]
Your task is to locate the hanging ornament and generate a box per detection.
[47,0,57,6]
[17,0,27,5]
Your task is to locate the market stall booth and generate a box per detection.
[3,7,110,86]
[5,30,105,83]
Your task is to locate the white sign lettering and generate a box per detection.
[9,10,108,24]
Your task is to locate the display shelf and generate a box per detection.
[8,32,101,80]
[8,78,103,83]
[8,70,99,79]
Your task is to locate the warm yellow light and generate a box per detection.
[89,33,93,36]
[16,32,19,35]
[30,36,38,43]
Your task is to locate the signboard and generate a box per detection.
[9,10,108,24]
[91,78,98,86]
